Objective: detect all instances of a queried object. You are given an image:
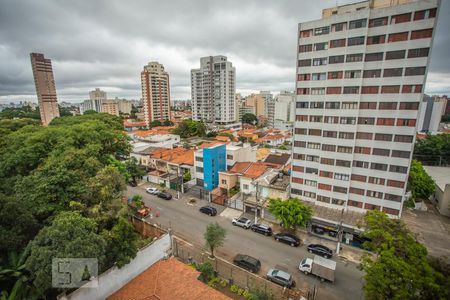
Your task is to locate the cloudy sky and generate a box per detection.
[0,0,449,103]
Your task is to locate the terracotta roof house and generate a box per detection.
[255,134,286,147]
[108,257,230,300]
[264,153,291,166]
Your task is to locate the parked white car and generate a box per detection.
[232,217,252,229]
[146,187,159,194]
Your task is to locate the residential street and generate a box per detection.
[126,185,365,300]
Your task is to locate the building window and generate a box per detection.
[358,117,375,125]
[313,57,328,66]
[325,102,340,109]
[314,26,330,35]
[296,101,309,108]
[348,200,363,208]
[299,44,313,53]
[383,68,403,77]
[340,117,356,125]
[196,167,204,173]
[292,165,304,172]
[367,190,383,199]
[387,180,405,188]
[329,55,345,64]
[339,132,354,139]
[368,177,385,185]
[351,174,367,182]
[344,70,362,78]
[309,115,323,122]
[318,183,332,191]
[326,87,342,94]
[330,39,346,48]
[297,88,310,95]
[381,85,400,94]
[376,118,395,126]
[295,128,307,135]
[343,86,359,94]
[341,102,358,109]
[389,165,408,174]
[370,163,388,171]
[399,102,420,110]
[321,157,335,165]
[317,195,331,203]
[298,73,310,81]
[348,36,365,46]
[414,8,437,20]
[405,67,426,76]
[408,48,429,58]
[195,156,203,162]
[372,148,390,156]
[361,86,379,94]
[369,17,388,28]
[336,159,351,168]
[323,130,337,138]
[300,29,312,38]
[394,135,413,143]
[303,191,316,199]
[388,32,409,42]
[308,129,322,136]
[349,18,367,29]
[324,116,339,124]
[298,59,312,67]
[306,155,320,163]
[346,54,363,63]
[354,160,369,169]
[385,194,402,203]
[320,170,333,178]
[354,146,370,154]
[296,115,308,121]
[411,29,433,40]
[386,50,406,60]
[328,71,343,79]
[308,142,321,149]
[402,85,422,93]
[379,102,397,110]
[294,141,306,147]
[363,69,381,78]
[332,198,345,206]
[291,188,302,196]
[221,179,227,184]
[396,118,416,126]
[338,146,353,154]
[334,173,349,181]
[333,186,348,194]
[305,168,318,175]
[365,52,383,62]
[305,179,317,187]
[392,150,411,159]
[322,144,336,152]
[367,35,385,45]
[390,13,411,24]
[374,133,393,141]
[311,73,326,81]
[356,132,373,140]
[331,22,347,32]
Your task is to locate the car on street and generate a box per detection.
[232,217,252,229]
[146,187,159,194]
[266,269,296,288]
[199,206,217,216]
[250,223,272,236]
[307,244,333,258]
[156,191,172,200]
[233,254,261,273]
[274,232,301,247]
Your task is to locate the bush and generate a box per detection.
[220,279,228,287]
[250,287,274,300]
[207,276,220,288]
[238,288,245,295]
[230,284,239,293]
[197,262,215,282]
[243,290,253,300]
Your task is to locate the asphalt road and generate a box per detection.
[126,186,365,300]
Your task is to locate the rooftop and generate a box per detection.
[150,148,194,165]
[229,162,273,179]
[423,166,450,191]
[264,153,290,166]
[107,257,231,300]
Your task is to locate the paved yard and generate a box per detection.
[402,202,450,259]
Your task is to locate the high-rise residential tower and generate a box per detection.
[141,62,171,127]
[191,56,236,124]
[30,53,60,125]
[291,0,440,218]
[89,88,107,112]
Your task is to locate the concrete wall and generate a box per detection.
[59,234,171,300]
[434,184,450,217]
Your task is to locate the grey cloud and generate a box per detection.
[0,0,449,102]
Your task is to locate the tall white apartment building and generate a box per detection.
[141,62,171,127]
[417,95,447,133]
[191,56,236,125]
[291,0,440,218]
[89,88,107,112]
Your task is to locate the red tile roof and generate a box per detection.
[107,257,231,300]
[150,148,194,165]
[229,162,273,179]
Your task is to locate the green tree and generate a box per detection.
[360,210,447,300]
[408,160,435,201]
[267,198,312,230]
[277,144,287,150]
[241,113,257,125]
[204,222,226,258]
[163,120,174,126]
[149,120,162,128]
[83,109,98,115]
[414,134,450,165]
[125,157,145,183]
[25,212,107,296]
[171,119,206,138]
[102,217,138,268]
[183,172,191,182]
[0,105,41,120]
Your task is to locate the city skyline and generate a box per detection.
[1,0,450,103]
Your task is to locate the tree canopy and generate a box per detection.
[241,113,257,125]
[204,222,226,258]
[408,160,435,201]
[414,133,450,165]
[360,210,449,300]
[0,105,41,120]
[267,198,312,230]
[171,119,206,138]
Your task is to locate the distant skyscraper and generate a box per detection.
[141,62,171,127]
[30,53,60,125]
[89,88,107,112]
[191,56,236,124]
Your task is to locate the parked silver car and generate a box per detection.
[266,269,295,288]
[231,217,252,229]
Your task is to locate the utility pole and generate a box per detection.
[254,182,259,224]
[336,208,344,255]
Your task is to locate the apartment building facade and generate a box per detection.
[194,143,226,191]
[291,0,440,218]
[30,53,60,125]
[191,56,236,125]
[141,62,171,127]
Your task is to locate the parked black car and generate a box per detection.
[156,191,172,200]
[307,244,333,258]
[274,232,301,247]
[233,254,261,273]
[250,224,272,236]
[199,206,217,216]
